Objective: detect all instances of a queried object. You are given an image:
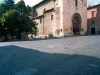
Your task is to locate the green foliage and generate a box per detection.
[1,9,19,35]
[15,0,31,16]
[48,33,54,38]
[0,0,37,40]
[0,3,7,18]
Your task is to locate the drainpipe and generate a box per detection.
[43,16,44,35]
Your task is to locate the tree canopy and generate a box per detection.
[0,0,37,40]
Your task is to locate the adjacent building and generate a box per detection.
[31,0,87,37]
[87,4,100,35]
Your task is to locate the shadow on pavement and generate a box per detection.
[0,45,100,75]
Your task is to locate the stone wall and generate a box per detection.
[32,0,87,37]
[36,1,55,16]
[63,0,87,36]
[33,0,61,37]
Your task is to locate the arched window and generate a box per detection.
[51,15,54,20]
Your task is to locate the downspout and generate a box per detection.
[43,15,44,35]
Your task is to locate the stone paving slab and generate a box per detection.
[14,67,37,75]
[0,35,100,75]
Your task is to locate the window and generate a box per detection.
[55,0,58,5]
[40,18,42,23]
[51,15,54,20]
[35,11,38,16]
[61,29,62,32]
[92,21,95,24]
[75,0,78,6]
[91,11,95,17]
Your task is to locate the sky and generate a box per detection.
[15,0,43,6]
[88,0,100,6]
[0,0,100,7]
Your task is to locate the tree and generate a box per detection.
[3,0,15,8]
[0,3,7,18]
[0,20,3,36]
[15,0,37,40]
[1,9,19,40]
[0,0,37,40]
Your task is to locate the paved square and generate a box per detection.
[15,67,37,75]
[0,35,100,75]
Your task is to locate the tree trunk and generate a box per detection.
[18,29,21,40]
[11,32,13,40]
[5,34,8,41]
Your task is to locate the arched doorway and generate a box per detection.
[91,27,95,35]
[72,13,82,35]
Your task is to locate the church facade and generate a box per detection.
[31,0,87,37]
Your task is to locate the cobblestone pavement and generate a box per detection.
[0,35,100,75]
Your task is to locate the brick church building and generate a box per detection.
[31,0,87,37]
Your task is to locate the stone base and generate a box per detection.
[80,32,86,35]
[37,31,86,38]
[64,32,74,36]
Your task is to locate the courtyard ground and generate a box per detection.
[0,35,100,75]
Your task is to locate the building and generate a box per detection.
[31,0,87,37]
[87,4,100,35]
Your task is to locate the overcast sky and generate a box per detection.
[88,0,100,6]
[0,0,100,6]
[15,0,43,6]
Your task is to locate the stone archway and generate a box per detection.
[72,13,82,35]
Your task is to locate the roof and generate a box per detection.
[87,4,100,10]
[33,0,53,8]
[33,14,44,20]
[32,8,55,20]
